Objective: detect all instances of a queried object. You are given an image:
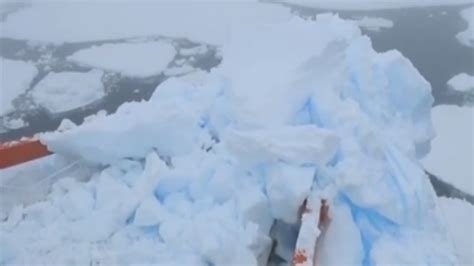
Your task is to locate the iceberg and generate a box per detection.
[1,14,458,265]
[225,125,339,166]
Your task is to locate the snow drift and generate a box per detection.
[1,15,458,265]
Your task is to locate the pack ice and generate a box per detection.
[1,15,458,265]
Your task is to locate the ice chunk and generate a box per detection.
[41,97,201,165]
[148,76,231,137]
[245,222,274,266]
[457,6,474,47]
[66,210,129,242]
[131,152,165,199]
[57,118,77,132]
[58,185,94,221]
[220,16,361,128]
[226,125,339,166]
[94,171,134,211]
[3,117,27,130]
[179,45,209,56]
[351,16,394,32]
[163,65,195,76]
[163,192,193,218]
[192,162,235,204]
[447,73,474,93]
[67,153,164,242]
[133,196,168,227]
[0,58,37,115]
[316,202,364,266]
[422,105,474,194]
[68,42,177,78]
[30,70,104,113]
[236,185,274,235]
[90,110,108,121]
[265,163,315,223]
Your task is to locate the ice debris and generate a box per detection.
[1,14,458,265]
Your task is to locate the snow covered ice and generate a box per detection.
[0,14,463,266]
[437,197,474,265]
[422,105,474,194]
[68,42,177,78]
[30,70,105,114]
[0,58,37,115]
